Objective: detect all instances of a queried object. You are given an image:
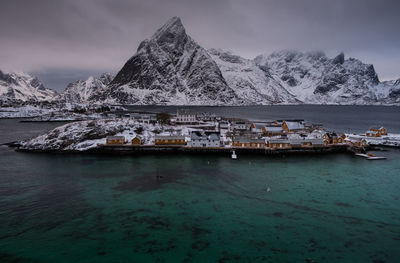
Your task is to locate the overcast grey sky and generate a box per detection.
[0,0,399,91]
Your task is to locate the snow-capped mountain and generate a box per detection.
[255,50,399,104]
[96,17,240,105]
[92,17,399,105]
[0,70,57,101]
[57,73,113,103]
[209,49,299,104]
[3,17,399,106]
[373,78,400,104]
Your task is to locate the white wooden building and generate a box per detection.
[189,131,220,148]
[176,109,197,123]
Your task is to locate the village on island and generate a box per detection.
[95,109,392,158]
[12,107,399,158]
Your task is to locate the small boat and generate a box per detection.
[355,153,386,160]
[231,150,237,160]
[355,153,369,158]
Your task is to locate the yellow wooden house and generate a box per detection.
[232,137,265,148]
[154,135,186,145]
[106,136,125,145]
[370,126,387,136]
[282,121,305,133]
[268,138,291,149]
[131,136,142,145]
[366,130,380,137]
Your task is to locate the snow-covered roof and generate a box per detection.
[306,138,325,145]
[264,126,283,132]
[289,139,303,146]
[191,131,220,140]
[207,133,220,140]
[269,138,290,144]
[252,123,266,129]
[284,121,305,130]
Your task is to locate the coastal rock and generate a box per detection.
[17,118,183,152]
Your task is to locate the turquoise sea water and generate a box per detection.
[1,106,400,262]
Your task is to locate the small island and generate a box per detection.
[16,109,395,156]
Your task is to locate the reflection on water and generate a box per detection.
[0,148,399,262]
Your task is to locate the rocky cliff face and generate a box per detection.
[0,70,57,101]
[98,17,240,105]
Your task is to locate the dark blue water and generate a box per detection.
[0,106,399,262]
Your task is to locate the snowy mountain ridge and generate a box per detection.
[94,16,240,105]
[254,50,400,105]
[91,17,400,105]
[1,17,400,105]
[0,70,57,102]
[56,73,113,103]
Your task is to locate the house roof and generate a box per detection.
[269,138,290,144]
[326,132,338,138]
[177,109,196,115]
[233,137,265,143]
[289,139,303,145]
[191,131,220,140]
[264,126,283,132]
[205,131,220,140]
[252,123,266,129]
[284,121,305,130]
[306,138,325,145]
[233,137,251,143]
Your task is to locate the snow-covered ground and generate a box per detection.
[0,105,54,118]
[18,118,195,152]
[346,133,400,147]
[0,101,126,120]
[0,70,57,101]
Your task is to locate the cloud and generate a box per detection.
[0,0,399,90]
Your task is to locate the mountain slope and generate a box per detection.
[57,73,113,103]
[0,70,57,101]
[209,49,300,104]
[97,17,399,105]
[254,50,397,104]
[98,17,240,105]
